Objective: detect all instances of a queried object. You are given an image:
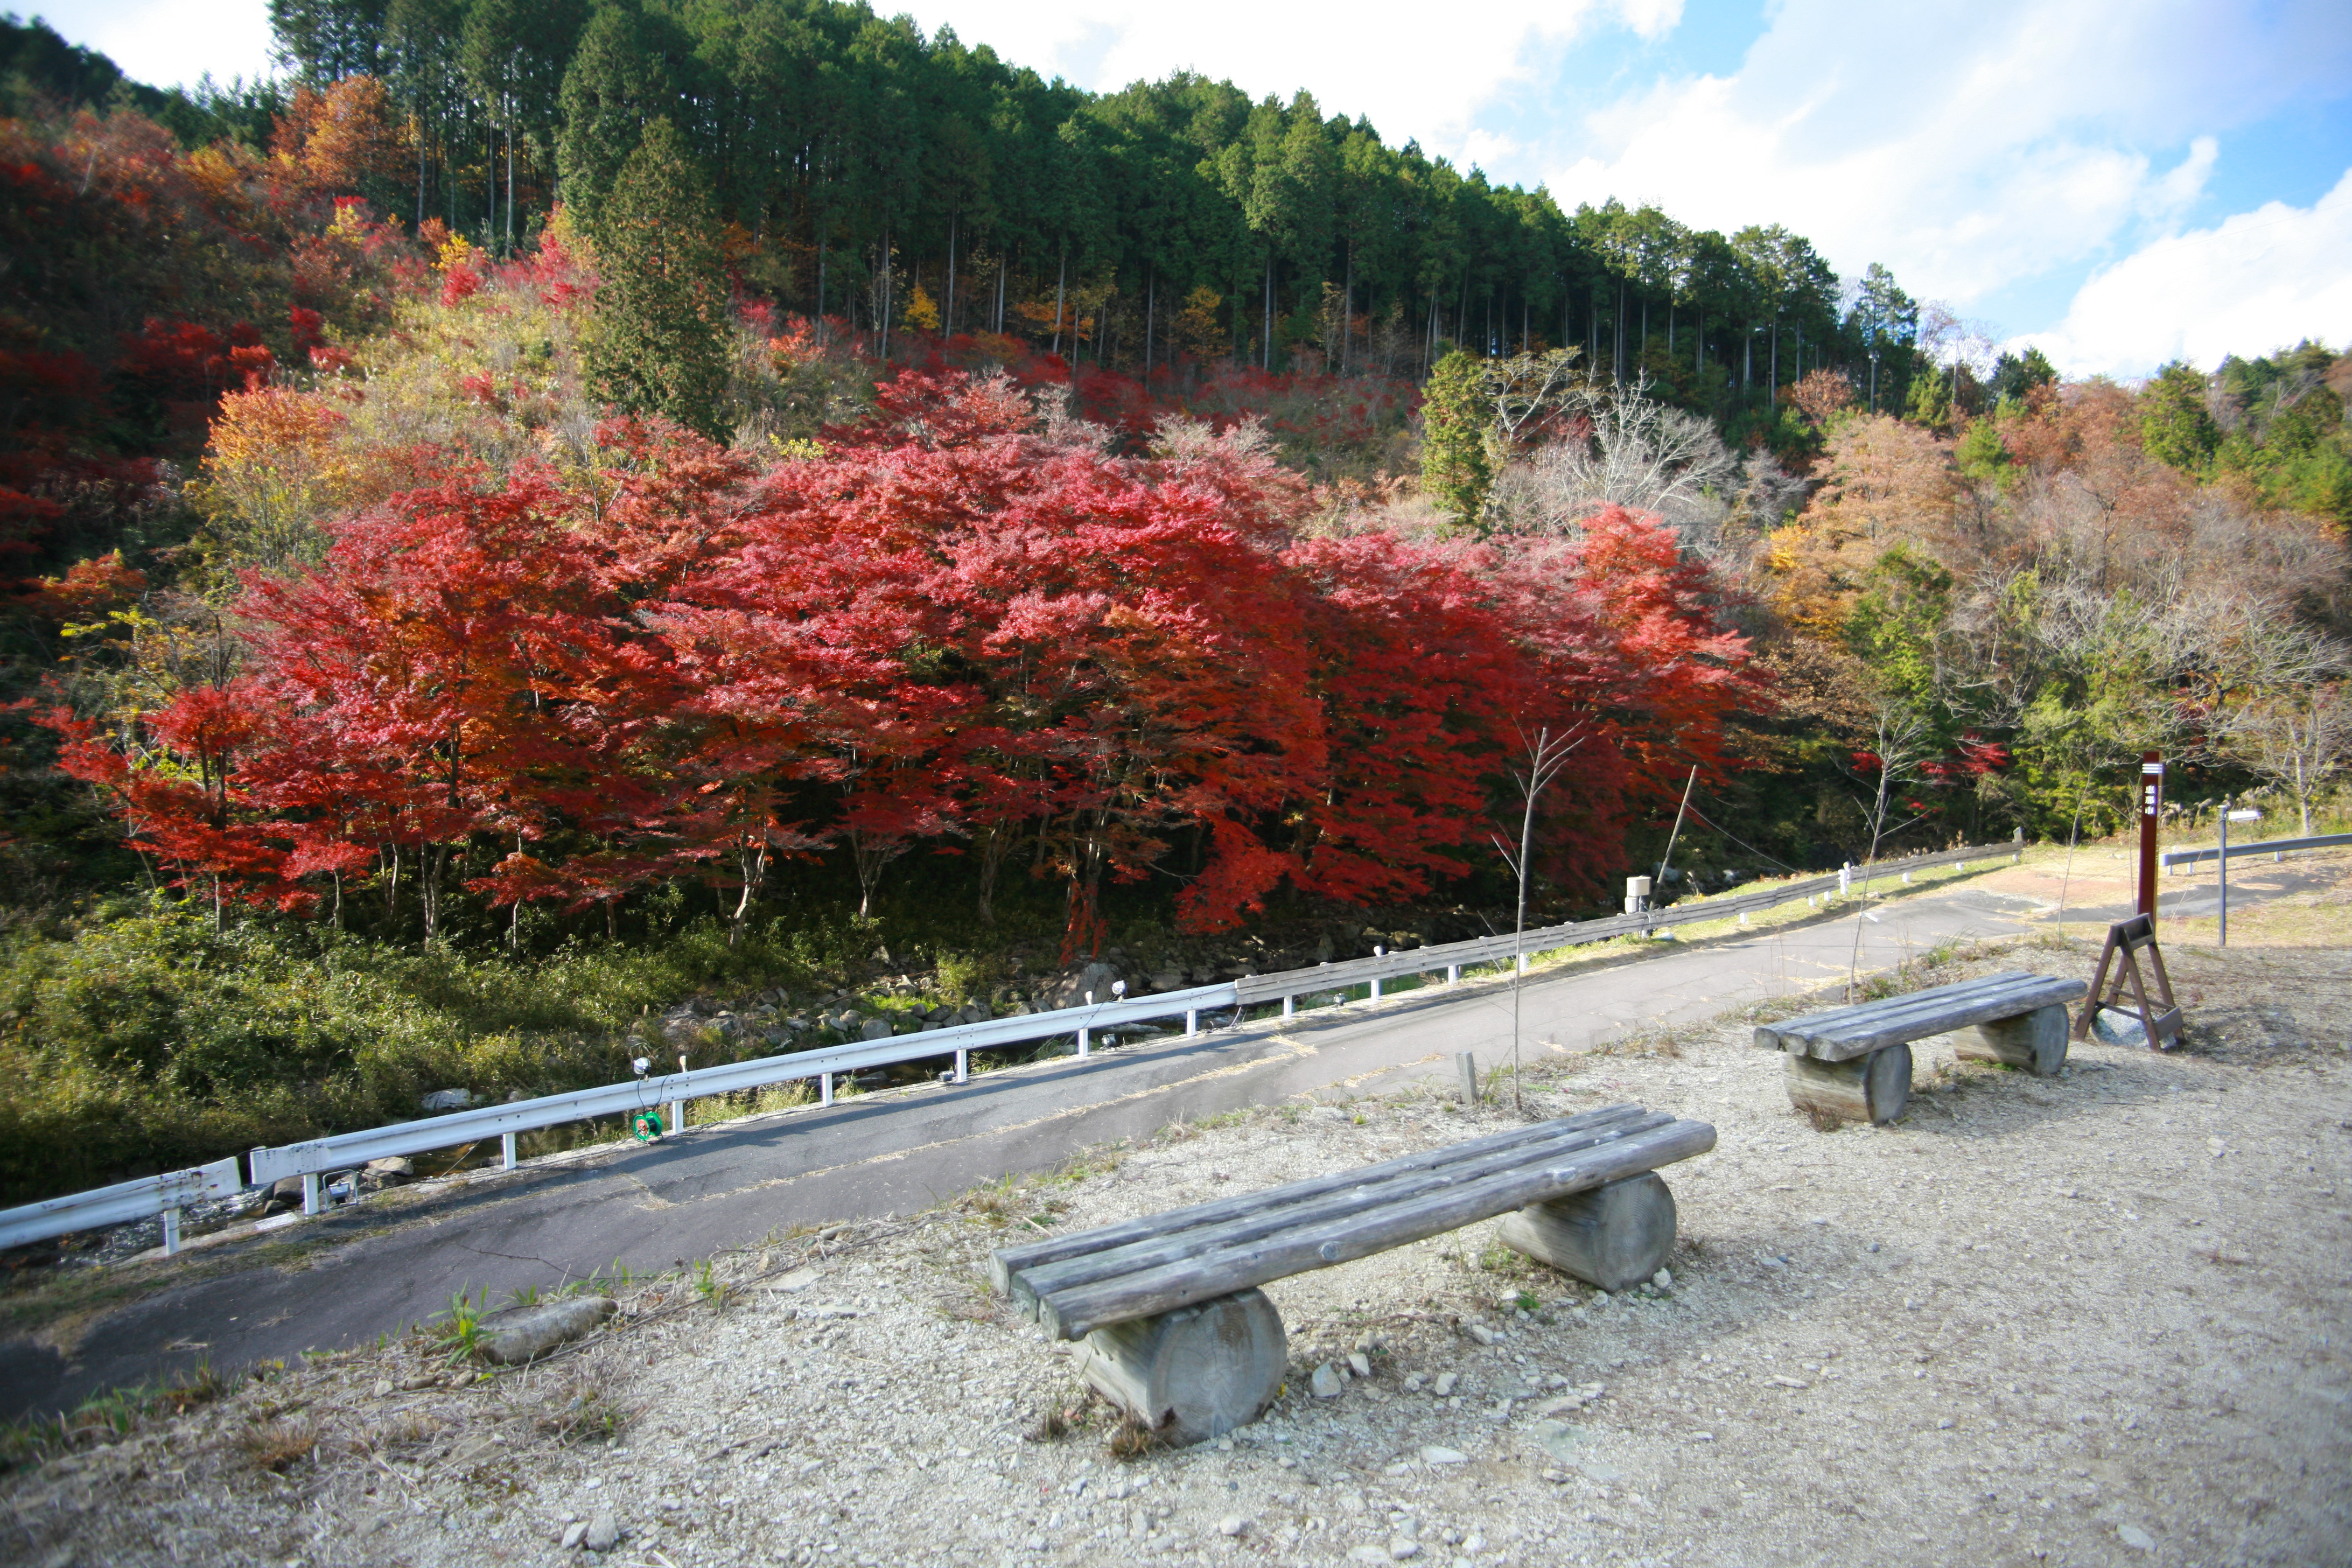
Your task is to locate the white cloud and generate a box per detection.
[2020,169,2352,377]
[909,0,1680,160]
[1544,0,2350,307]
[42,0,279,91]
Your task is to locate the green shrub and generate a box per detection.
[0,897,842,1202]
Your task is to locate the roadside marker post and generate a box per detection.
[2138,753,2163,924]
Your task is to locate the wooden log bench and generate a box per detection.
[1755,970,2089,1125]
[988,1103,1714,1446]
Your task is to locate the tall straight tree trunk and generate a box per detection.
[816,216,827,336]
[879,225,893,359]
[1052,241,1066,358]
[1144,264,1154,374]
[1770,319,1779,400]
[946,213,957,331]
[415,114,426,228]
[1263,253,1273,370]
[505,121,513,253]
[1696,311,1704,375]
[1668,298,1676,355]
[1341,249,1353,370]
[1616,278,1627,383]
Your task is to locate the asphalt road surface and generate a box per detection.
[0,876,2084,1419]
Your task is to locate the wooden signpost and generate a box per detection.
[2074,913,2182,1051]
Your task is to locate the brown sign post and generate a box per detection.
[2137,752,2163,923]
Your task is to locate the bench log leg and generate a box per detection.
[1072,1287,1287,1447]
[1495,1172,1677,1293]
[1954,1004,2068,1076]
[1784,1044,1911,1125]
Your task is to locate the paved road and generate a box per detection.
[0,879,2059,1419]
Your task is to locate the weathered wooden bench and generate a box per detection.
[989,1103,1714,1445]
[1755,970,2089,1125]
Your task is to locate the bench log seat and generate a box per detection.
[989,1103,1713,1445]
[1755,970,2089,1124]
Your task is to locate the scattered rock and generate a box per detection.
[1217,1514,1245,1537]
[419,1088,475,1111]
[561,1521,589,1550]
[480,1296,619,1365]
[370,1378,393,1398]
[2117,1524,2155,1552]
[860,1018,894,1040]
[1651,1268,1672,1289]
[1432,1372,1459,1397]
[583,1510,618,1552]
[1347,1352,1373,1378]
[1347,1549,1390,1565]
[1388,1536,1423,1559]
[1311,1363,1346,1399]
[1466,1323,1499,1346]
[1419,1446,1468,1465]
[365,1157,415,1180]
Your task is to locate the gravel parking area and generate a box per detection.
[5,933,2348,1568]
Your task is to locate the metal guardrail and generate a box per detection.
[0,840,2015,1256]
[2160,831,2352,872]
[0,1157,240,1255]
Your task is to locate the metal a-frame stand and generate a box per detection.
[2073,913,2182,1050]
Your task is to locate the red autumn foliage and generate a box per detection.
[48,372,1767,947]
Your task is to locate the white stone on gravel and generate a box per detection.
[559,1521,587,1550]
[2118,1524,2156,1551]
[1218,1514,1245,1536]
[1389,1536,1423,1559]
[1311,1362,1346,1398]
[583,1510,617,1551]
[1419,1446,1468,1465]
[1348,1352,1373,1378]
[1432,1371,1459,1397]
[481,1296,618,1365]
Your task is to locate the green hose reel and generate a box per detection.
[632,1108,665,1143]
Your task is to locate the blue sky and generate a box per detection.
[34,0,2352,376]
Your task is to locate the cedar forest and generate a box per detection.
[0,9,2347,1199]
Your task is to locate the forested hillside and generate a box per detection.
[0,7,2345,1200]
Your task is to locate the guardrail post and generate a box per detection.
[1184,1010,1197,1038]
[820,1072,834,1108]
[501,1132,517,1171]
[1076,1026,1089,1058]
[1516,952,1529,975]
[954,1048,968,1084]
[161,1207,181,1256]
[1446,964,1459,985]
[1282,993,1294,1020]
[1839,863,1851,897]
[302,1172,321,1217]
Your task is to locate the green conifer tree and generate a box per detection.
[2139,361,2220,475]
[1419,349,1493,530]
[586,118,731,440]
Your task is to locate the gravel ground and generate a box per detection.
[5,932,2348,1568]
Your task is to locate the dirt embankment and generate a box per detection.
[4,930,2348,1568]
